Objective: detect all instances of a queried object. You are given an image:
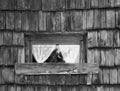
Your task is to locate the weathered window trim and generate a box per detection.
[15,32,99,75]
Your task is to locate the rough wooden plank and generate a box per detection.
[79,75,87,84]
[39,11,47,31]
[98,69,103,84]
[84,0,91,9]
[105,0,115,7]
[30,0,41,10]
[3,47,13,65]
[21,12,29,31]
[88,31,98,47]
[21,86,34,91]
[103,69,110,84]
[0,85,7,91]
[61,12,67,32]
[42,0,65,11]
[110,69,117,84]
[83,11,87,30]
[115,49,120,66]
[100,50,106,66]
[12,47,18,64]
[114,31,120,47]
[75,0,85,9]
[66,0,76,9]
[98,30,113,47]
[91,0,99,8]
[117,68,120,83]
[46,12,53,31]
[18,48,25,63]
[71,11,83,31]
[115,0,120,7]
[106,10,115,28]
[0,47,4,65]
[6,12,14,30]
[105,50,115,66]
[16,0,31,10]
[15,63,99,74]
[25,38,31,63]
[7,85,16,91]
[14,12,22,31]
[16,86,22,91]
[98,0,105,8]
[86,10,94,29]
[93,10,101,28]
[13,32,24,46]
[28,12,38,31]
[1,68,14,83]
[52,12,61,32]
[3,32,13,45]
[0,11,5,29]
[87,50,95,64]
[0,32,3,45]
[0,0,15,10]
[100,10,106,28]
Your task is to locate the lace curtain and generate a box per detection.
[32,45,80,63]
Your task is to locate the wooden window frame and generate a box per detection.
[15,32,99,75]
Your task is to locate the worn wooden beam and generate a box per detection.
[15,63,99,75]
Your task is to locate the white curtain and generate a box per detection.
[32,45,80,63]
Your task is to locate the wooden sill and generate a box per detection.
[15,63,99,75]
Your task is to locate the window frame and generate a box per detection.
[24,32,87,63]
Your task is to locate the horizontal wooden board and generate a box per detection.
[15,63,99,75]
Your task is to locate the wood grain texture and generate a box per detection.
[28,12,38,31]
[39,11,47,31]
[93,10,101,28]
[0,32,3,45]
[86,10,94,29]
[42,0,65,11]
[1,68,14,83]
[110,69,117,84]
[0,11,5,29]
[105,0,115,7]
[102,69,110,84]
[98,0,105,8]
[115,49,120,66]
[21,12,29,31]
[75,0,85,9]
[15,74,87,85]
[71,11,83,31]
[106,10,115,28]
[91,0,99,8]
[114,31,120,47]
[6,12,14,30]
[13,32,24,46]
[87,49,100,64]
[100,10,106,28]
[117,68,120,84]
[15,63,99,74]
[115,0,120,7]
[52,12,61,32]
[98,30,113,47]
[16,0,31,10]
[18,48,25,63]
[30,0,41,10]
[3,32,13,45]
[105,50,115,66]
[83,11,87,29]
[14,12,22,31]
[88,31,98,47]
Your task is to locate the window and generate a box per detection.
[24,33,86,64]
[15,32,99,75]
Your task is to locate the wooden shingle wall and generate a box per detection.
[0,0,120,91]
